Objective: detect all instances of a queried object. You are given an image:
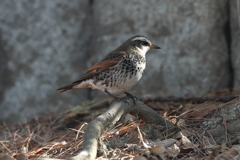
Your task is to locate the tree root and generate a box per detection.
[36,97,176,160]
[206,120,240,139]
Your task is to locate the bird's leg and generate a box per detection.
[124,92,137,106]
[104,90,129,104]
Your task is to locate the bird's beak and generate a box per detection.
[150,44,161,49]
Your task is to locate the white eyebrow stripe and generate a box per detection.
[131,36,147,41]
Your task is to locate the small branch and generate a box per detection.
[35,97,176,160]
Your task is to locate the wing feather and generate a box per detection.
[57,51,126,93]
[72,51,126,84]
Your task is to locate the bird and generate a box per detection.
[57,35,160,104]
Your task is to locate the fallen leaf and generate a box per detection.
[0,155,13,160]
[133,155,147,160]
[166,144,180,157]
[180,132,199,149]
[154,139,178,148]
[150,145,166,154]
[232,144,240,153]
[232,154,240,160]
[14,153,27,160]
[174,129,193,139]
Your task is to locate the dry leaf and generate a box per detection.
[166,144,180,157]
[14,153,27,160]
[180,132,199,149]
[150,145,166,155]
[149,139,179,158]
[154,139,178,148]
[174,129,193,139]
[120,114,137,123]
[232,144,240,153]
[0,155,13,160]
[232,154,240,160]
[133,155,147,160]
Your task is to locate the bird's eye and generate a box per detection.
[142,41,149,46]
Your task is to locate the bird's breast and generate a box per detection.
[90,53,146,95]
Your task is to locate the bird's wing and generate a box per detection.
[72,51,127,84]
[56,51,126,93]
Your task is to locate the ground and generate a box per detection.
[1,88,240,160]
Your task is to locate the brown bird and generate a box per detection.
[57,35,160,104]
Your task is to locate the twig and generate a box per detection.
[0,141,12,153]
[76,123,87,139]
[221,109,230,147]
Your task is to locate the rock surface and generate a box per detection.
[91,0,231,97]
[230,0,240,87]
[0,1,91,123]
[0,0,236,124]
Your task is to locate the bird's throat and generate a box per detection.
[135,46,149,56]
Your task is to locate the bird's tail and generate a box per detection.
[56,84,76,93]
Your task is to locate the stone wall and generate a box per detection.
[0,0,238,124]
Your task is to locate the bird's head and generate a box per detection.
[121,35,161,56]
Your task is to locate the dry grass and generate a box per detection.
[1,88,240,159]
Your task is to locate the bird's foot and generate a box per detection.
[104,90,129,104]
[115,96,130,104]
[124,92,137,106]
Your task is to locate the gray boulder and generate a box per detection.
[0,0,233,124]
[91,0,231,97]
[230,0,240,87]
[0,1,91,124]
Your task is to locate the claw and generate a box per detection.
[116,96,130,104]
[124,92,137,106]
